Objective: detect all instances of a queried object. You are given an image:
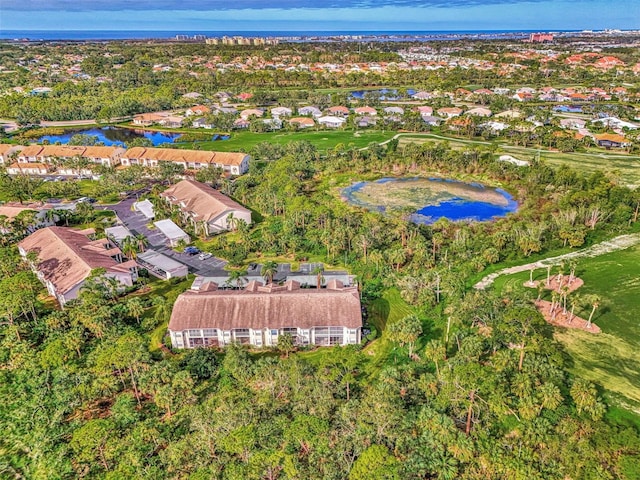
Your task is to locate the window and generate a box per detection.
[279,327,299,344]
[233,328,251,345]
[313,327,344,346]
[187,329,202,337]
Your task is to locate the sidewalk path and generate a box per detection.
[474,233,640,290]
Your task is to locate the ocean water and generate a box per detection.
[0,29,561,41]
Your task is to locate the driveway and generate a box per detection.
[99,198,227,275]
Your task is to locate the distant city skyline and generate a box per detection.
[2,0,639,32]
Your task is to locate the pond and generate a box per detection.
[350,88,416,100]
[38,127,182,146]
[342,177,518,224]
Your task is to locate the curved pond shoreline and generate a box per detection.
[342,177,518,224]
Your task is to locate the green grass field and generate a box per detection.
[492,245,640,407]
[398,133,640,186]
[177,129,395,152]
[364,288,417,375]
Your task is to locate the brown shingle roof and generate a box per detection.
[0,203,46,220]
[20,145,44,157]
[0,144,24,156]
[160,180,249,222]
[168,281,362,331]
[122,147,247,167]
[19,227,123,295]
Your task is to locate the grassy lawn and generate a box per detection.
[363,288,417,375]
[137,275,194,353]
[176,129,395,153]
[492,245,640,408]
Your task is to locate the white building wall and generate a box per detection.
[171,325,360,349]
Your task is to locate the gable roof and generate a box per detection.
[19,227,124,295]
[161,179,250,223]
[168,280,362,331]
[122,147,247,166]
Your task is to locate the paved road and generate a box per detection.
[473,233,640,290]
[99,199,227,276]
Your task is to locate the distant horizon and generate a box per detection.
[0,28,628,42]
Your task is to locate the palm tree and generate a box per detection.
[312,265,325,289]
[44,208,58,225]
[226,269,248,289]
[135,233,148,253]
[261,261,278,285]
[126,297,145,324]
[584,294,601,329]
[121,236,139,260]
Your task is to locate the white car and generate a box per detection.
[198,252,212,260]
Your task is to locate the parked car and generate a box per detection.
[198,252,212,260]
[184,246,200,255]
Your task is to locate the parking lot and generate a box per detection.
[102,198,227,276]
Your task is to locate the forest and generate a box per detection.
[2,138,640,479]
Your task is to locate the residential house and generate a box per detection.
[465,107,492,117]
[594,133,630,149]
[0,144,24,164]
[289,117,316,129]
[121,147,250,175]
[186,105,211,116]
[18,226,137,306]
[417,106,434,117]
[262,118,283,131]
[327,106,350,117]
[15,145,124,172]
[6,162,50,175]
[480,121,509,133]
[233,118,251,129]
[592,117,638,130]
[160,179,252,235]
[494,110,522,119]
[356,116,377,128]
[240,109,264,120]
[192,117,214,129]
[298,106,322,118]
[168,279,362,348]
[133,113,167,126]
[157,116,184,128]
[383,106,404,115]
[437,107,463,119]
[0,202,54,233]
[354,106,377,116]
[560,118,587,130]
[271,106,293,118]
[421,116,443,126]
[412,91,433,100]
[318,116,347,128]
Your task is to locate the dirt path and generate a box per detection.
[474,233,640,290]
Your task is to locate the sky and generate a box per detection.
[2,0,639,32]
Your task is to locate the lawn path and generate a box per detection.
[474,233,640,290]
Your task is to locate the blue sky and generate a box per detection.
[2,0,639,31]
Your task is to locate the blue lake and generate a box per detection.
[38,127,229,147]
[39,127,182,147]
[342,177,518,224]
[350,88,416,100]
[553,105,583,113]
